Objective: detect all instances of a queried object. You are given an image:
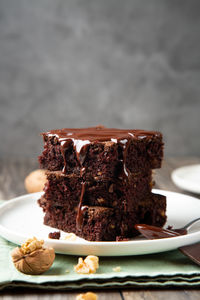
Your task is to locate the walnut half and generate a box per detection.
[11,237,55,275]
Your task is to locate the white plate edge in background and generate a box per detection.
[171,164,200,194]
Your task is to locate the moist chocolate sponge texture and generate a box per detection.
[38,126,166,241]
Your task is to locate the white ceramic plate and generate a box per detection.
[0,189,200,256]
[171,164,200,194]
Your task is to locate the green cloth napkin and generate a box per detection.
[1,235,200,290]
[0,204,200,290]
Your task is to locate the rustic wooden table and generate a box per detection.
[0,157,200,299]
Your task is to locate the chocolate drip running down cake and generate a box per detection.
[38,126,166,241]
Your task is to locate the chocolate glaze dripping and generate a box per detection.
[121,138,131,179]
[80,167,86,177]
[135,224,186,239]
[60,139,89,172]
[76,182,86,230]
[60,139,72,173]
[71,139,90,166]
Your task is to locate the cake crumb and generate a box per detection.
[74,255,99,274]
[116,236,130,242]
[64,233,77,241]
[167,225,173,230]
[48,231,60,239]
[112,266,121,272]
[76,292,98,300]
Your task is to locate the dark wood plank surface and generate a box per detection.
[0,157,200,299]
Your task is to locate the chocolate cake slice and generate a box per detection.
[41,170,153,211]
[38,126,166,241]
[39,193,166,241]
[39,126,163,178]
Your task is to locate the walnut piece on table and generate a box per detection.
[74,255,99,274]
[112,266,121,272]
[76,292,98,300]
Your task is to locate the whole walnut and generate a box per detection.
[11,238,55,275]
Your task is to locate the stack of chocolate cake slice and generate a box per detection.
[38,126,166,241]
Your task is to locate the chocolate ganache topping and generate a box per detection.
[46,125,161,166]
[46,125,161,143]
[45,126,162,230]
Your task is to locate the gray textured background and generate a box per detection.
[0,0,200,159]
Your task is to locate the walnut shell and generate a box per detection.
[11,246,55,275]
[24,169,47,193]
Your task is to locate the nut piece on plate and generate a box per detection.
[76,292,98,300]
[11,237,55,275]
[64,233,77,241]
[74,255,99,274]
[24,169,47,193]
